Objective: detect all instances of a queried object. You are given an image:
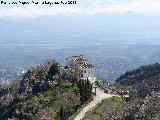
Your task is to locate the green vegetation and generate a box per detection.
[79,78,92,103]
[1,81,81,120]
[113,82,126,89]
[84,93,160,120]
[83,96,124,120]
[1,60,160,120]
[115,63,160,98]
[0,60,93,120]
[68,102,89,120]
[116,63,160,85]
[83,63,160,120]
[47,62,60,79]
[154,114,160,120]
[95,77,109,90]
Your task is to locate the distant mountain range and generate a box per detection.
[1,14,160,45]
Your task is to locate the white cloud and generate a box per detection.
[0,0,160,17]
[86,0,160,15]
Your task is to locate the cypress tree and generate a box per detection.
[84,80,87,101]
[47,62,59,79]
[60,105,65,120]
[86,78,92,100]
[81,80,85,103]
[78,79,92,103]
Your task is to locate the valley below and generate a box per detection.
[1,42,160,83]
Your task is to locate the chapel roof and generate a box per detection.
[77,62,94,69]
[66,55,88,62]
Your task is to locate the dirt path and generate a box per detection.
[74,78,116,120]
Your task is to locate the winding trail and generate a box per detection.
[74,78,116,120]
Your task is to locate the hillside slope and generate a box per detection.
[0,60,93,120]
[83,92,160,120]
[116,63,160,85]
[83,63,160,120]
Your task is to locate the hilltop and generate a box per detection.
[0,59,95,120]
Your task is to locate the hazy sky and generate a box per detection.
[1,0,160,44]
[1,0,160,17]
